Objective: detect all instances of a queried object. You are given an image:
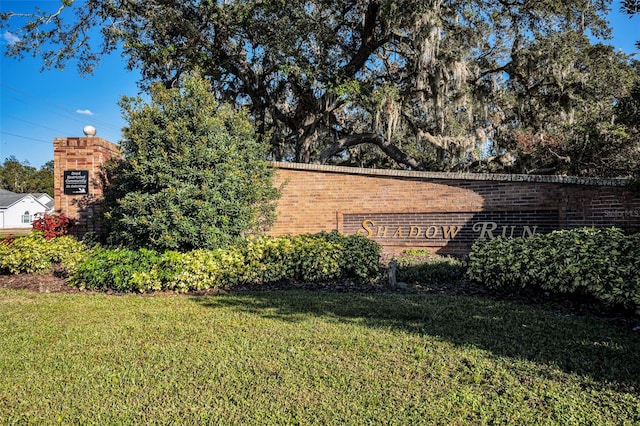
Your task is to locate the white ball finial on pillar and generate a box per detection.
[83,125,97,137]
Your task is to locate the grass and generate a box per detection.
[1,286,639,424]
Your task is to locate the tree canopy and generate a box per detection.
[2,0,639,176]
[0,158,54,196]
[621,0,640,48]
[100,73,280,251]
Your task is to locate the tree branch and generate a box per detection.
[318,133,424,170]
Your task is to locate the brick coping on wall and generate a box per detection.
[270,161,630,187]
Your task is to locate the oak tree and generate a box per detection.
[3,0,637,176]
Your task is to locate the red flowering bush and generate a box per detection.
[32,213,74,240]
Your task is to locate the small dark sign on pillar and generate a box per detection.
[63,170,89,195]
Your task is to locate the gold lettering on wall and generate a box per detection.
[359,219,375,237]
[359,219,542,240]
[425,226,438,238]
[472,221,498,238]
[409,226,421,238]
[442,225,461,239]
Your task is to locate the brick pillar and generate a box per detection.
[53,137,121,238]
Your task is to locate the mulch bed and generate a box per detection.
[0,270,79,293]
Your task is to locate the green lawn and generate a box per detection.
[1,286,639,424]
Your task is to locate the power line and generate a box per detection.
[4,115,70,135]
[0,83,123,132]
[0,131,52,144]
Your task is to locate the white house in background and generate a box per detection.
[0,189,54,229]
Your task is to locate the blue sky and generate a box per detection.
[1,1,143,169]
[1,1,639,169]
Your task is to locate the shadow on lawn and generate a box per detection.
[193,291,640,392]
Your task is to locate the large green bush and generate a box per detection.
[100,73,279,252]
[70,232,381,293]
[466,228,640,313]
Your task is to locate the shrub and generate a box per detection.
[43,235,92,275]
[70,232,382,293]
[32,213,74,239]
[238,236,296,284]
[466,227,640,313]
[0,232,89,275]
[167,248,246,292]
[71,247,164,292]
[0,233,51,274]
[238,232,380,285]
[100,73,279,252]
[319,231,382,283]
[288,234,343,282]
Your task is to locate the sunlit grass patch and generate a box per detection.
[1,288,639,424]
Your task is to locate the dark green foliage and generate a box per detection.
[0,158,54,196]
[286,234,343,282]
[395,250,466,284]
[100,73,279,252]
[466,228,640,313]
[70,247,165,292]
[621,0,640,48]
[314,231,382,283]
[71,232,381,293]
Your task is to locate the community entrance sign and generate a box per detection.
[345,210,560,245]
[268,162,640,256]
[52,137,640,254]
[63,170,89,195]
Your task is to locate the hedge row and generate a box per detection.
[0,232,89,275]
[466,227,640,313]
[6,228,637,313]
[70,232,381,292]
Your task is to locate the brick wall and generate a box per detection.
[52,139,640,255]
[53,137,121,237]
[268,162,640,256]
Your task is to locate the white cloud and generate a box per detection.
[76,109,94,116]
[3,31,20,45]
